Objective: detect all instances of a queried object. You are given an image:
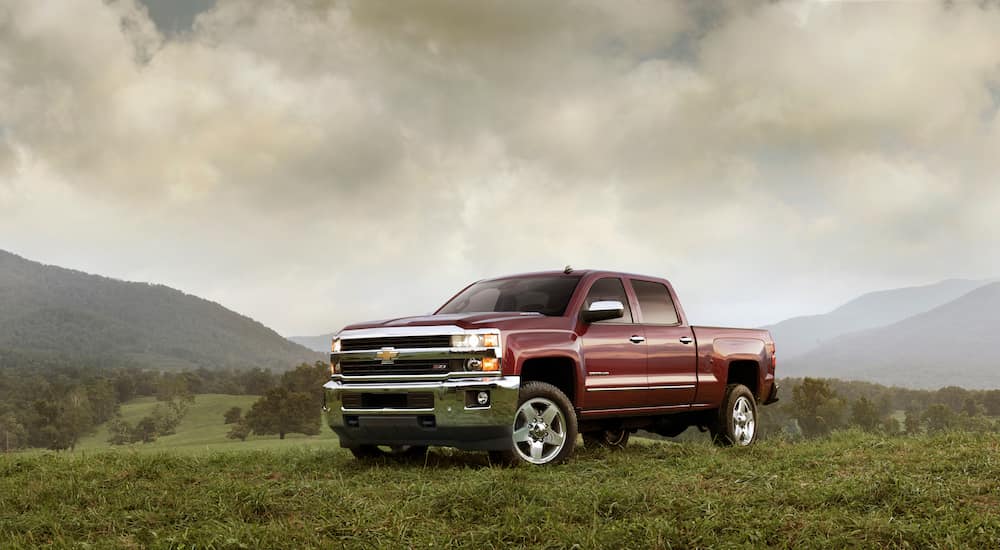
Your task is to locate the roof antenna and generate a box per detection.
[564,265,573,274]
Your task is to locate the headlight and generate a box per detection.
[331,338,341,353]
[451,332,500,348]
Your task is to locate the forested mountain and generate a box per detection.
[765,278,988,359]
[781,282,1000,389]
[0,250,321,371]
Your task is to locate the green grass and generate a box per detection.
[2,431,999,548]
[75,394,338,454]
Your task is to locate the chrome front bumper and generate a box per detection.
[323,376,520,451]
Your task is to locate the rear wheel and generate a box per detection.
[490,381,577,466]
[349,445,428,461]
[709,384,758,447]
[583,428,630,449]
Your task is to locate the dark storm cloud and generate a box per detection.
[2,0,1000,335]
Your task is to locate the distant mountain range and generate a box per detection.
[765,278,988,359]
[779,281,1000,389]
[0,250,322,371]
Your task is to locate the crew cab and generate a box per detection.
[324,269,778,465]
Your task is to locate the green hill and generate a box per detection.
[76,394,337,453]
[2,431,998,547]
[0,250,321,371]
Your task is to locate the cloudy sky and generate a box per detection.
[2,0,1000,337]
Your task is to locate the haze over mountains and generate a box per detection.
[765,279,989,359]
[781,281,1000,389]
[0,250,321,372]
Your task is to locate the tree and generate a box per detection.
[245,387,320,440]
[881,415,901,436]
[962,398,984,418]
[156,373,191,402]
[133,417,159,443]
[904,406,922,435]
[934,386,969,412]
[281,362,331,408]
[86,379,120,425]
[227,421,251,441]
[850,397,880,432]
[223,406,243,425]
[283,362,330,392]
[107,416,133,446]
[65,387,95,450]
[923,404,957,433]
[244,368,276,395]
[0,413,27,452]
[982,390,1000,417]
[790,378,846,437]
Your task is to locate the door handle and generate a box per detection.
[629,335,646,344]
[679,336,693,345]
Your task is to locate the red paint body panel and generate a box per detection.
[342,270,776,415]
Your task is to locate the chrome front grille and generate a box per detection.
[340,359,465,377]
[341,335,451,351]
[331,327,502,382]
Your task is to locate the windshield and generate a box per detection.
[437,276,582,316]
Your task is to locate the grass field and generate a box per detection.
[75,394,339,454]
[2,430,999,548]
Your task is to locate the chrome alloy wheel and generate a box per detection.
[732,396,756,446]
[512,397,568,464]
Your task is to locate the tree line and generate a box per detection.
[0,362,322,451]
[758,377,1000,439]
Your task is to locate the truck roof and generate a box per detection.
[482,269,668,282]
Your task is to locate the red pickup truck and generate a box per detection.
[324,269,778,465]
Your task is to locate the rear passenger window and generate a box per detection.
[583,278,634,323]
[632,280,680,325]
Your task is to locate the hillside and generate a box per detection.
[0,250,321,371]
[288,333,334,353]
[765,278,988,359]
[2,432,998,547]
[782,282,1000,388]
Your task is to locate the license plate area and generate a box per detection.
[342,392,434,409]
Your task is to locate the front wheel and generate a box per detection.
[709,384,758,447]
[490,381,577,466]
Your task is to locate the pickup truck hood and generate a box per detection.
[341,312,544,332]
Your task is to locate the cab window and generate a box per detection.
[583,277,634,323]
[632,280,680,325]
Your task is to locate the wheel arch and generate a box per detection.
[517,354,582,406]
[725,358,762,400]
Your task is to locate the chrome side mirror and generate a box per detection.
[581,300,625,323]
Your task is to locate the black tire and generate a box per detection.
[709,384,758,447]
[490,381,578,466]
[349,445,428,461]
[583,428,630,449]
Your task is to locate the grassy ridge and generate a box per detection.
[2,432,999,548]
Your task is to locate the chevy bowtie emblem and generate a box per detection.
[376,347,400,365]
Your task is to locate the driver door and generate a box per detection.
[579,277,648,410]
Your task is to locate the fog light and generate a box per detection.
[466,359,483,371]
[477,391,490,406]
